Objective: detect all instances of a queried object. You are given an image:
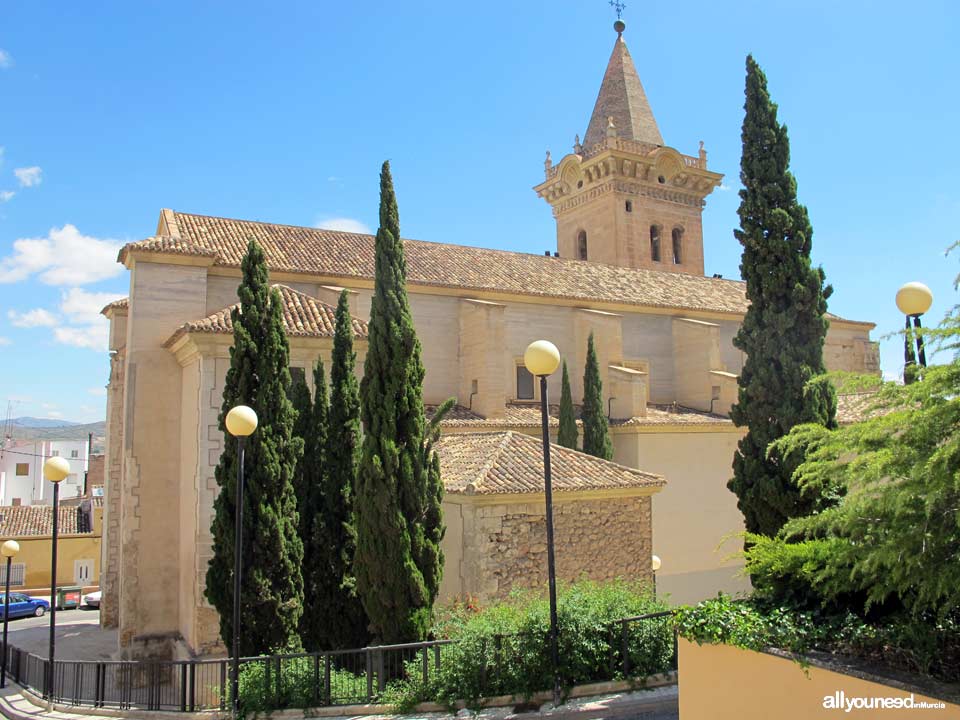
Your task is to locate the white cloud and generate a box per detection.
[0,191,13,202]
[60,287,124,325]
[54,324,109,350]
[14,166,42,187]
[0,336,10,346]
[45,287,125,351]
[0,224,123,285]
[718,184,731,192]
[0,50,11,69]
[87,387,107,397]
[7,308,58,328]
[314,217,371,234]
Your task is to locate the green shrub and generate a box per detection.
[387,579,673,710]
[674,594,960,683]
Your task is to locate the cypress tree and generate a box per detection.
[557,360,578,449]
[290,373,313,541]
[355,161,441,643]
[206,240,305,655]
[305,293,369,650]
[581,332,613,460]
[728,55,837,538]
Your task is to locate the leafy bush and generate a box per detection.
[674,594,960,683]
[385,579,673,710]
[236,656,369,715]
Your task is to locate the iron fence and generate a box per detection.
[0,611,676,713]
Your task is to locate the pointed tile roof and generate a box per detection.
[583,26,663,149]
[435,431,664,495]
[163,283,368,348]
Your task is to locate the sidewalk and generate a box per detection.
[0,684,679,720]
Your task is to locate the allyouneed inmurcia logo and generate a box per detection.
[823,691,946,712]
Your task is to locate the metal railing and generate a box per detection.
[1,611,676,713]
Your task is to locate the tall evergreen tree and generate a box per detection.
[290,374,313,540]
[304,294,370,650]
[581,332,613,460]
[355,161,442,643]
[557,360,578,449]
[206,240,305,655]
[728,55,837,538]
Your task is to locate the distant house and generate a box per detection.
[0,440,91,506]
[0,501,102,591]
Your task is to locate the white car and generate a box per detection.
[83,591,101,609]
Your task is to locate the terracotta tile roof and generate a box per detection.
[164,284,368,348]
[435,431,665,495]
[0,505,86,537]
[99,297,128,315]
[428,402,731,429]
[117,211,758,316]
[836,392,882,425]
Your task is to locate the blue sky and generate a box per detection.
[1,1,958,423]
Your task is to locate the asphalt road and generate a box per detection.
[3,607,118,660]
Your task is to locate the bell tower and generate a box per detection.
[534,20,723,276]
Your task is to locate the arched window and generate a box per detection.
[672,227,683,264]
[577,230,588,260]
[650,225,661,262]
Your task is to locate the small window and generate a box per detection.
[625,200,633,212]
[70,450,79,458]
[650,226,661,262]
[577,230,588,260]
[51,450,59,457]
[657,175,666,184]
[672,227,683,264]
[516,366,535,401]
[289,366,306,386]
[15,463,28,476]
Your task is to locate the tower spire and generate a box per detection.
[583,21,663,148]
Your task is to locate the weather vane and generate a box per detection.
[609,0,626,20]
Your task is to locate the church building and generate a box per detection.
[99,21,878,658]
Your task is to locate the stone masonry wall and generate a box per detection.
[462,495,653,602]
[100,349,124,629]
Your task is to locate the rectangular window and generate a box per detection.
[70,450,79,458]
[516,365,535,400]
[0,563,25,587]
[51,450,60,457]
[15,463,28,476]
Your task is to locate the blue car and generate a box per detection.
[0,593,49,619]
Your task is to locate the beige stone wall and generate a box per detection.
[100,348,125,629]
[620,314,674,404]
[447,494,654,603]
[671,318,723,412]
[613,429,751,605]
[118,260,208,655]
[458,299,507,419]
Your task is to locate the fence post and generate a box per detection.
[219,660,227,711]
[365,648,373,701]
[479,637,487,694]
[313,654,320,706]
[433,644,440,674]
[275,656,282,709]
[621,620,630,677]
[323,654,331,705]
[376,648,386,694]
[94,662,103,707]
[72,663,82,706]
[671,624,678,671]
[421,646,428,686]
[189,662,197,712]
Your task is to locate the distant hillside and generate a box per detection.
[8,417,82,429]
[3,421,106,442]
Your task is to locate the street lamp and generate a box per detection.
[524,340,562,707]
[896,282,933,384]
[651,555,662,598]
[43,455,70,701]
[1,539,20,688]
[225,405,258,719]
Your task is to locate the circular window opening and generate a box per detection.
[657,175,666,184]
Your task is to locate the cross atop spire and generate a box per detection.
[609,0,626,20]
[582,23,663,149]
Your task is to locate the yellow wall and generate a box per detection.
[4,534,101,592]
[679,639,960,719]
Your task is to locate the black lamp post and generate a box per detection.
[896,282,933,384]
[1,539,20,688]
[225,405,258,719]
[524,340,562,708]
[42,455,70,701]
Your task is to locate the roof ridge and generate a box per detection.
[514,429,661,480]
[468,431,516,494]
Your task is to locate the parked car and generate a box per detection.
[83,591,101,609]
[0,593,50,618]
